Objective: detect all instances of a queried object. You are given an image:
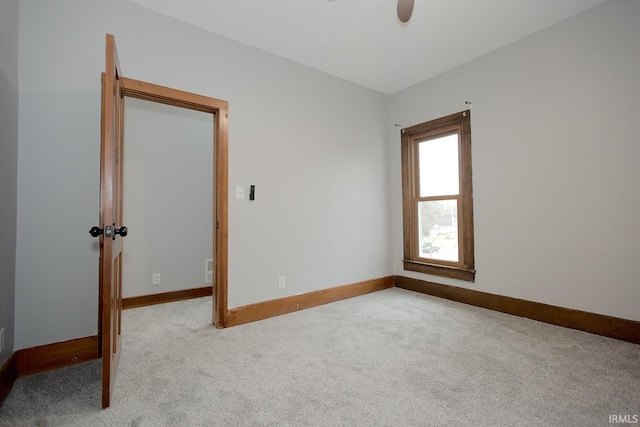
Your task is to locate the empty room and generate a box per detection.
[1,0,639,425]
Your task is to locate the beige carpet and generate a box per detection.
[1,288,638,426]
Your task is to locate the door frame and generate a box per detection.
[120,77,229,328]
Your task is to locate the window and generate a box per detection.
[401,110,475,281]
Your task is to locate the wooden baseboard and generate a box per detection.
[123,286,213,310]
[0,353,18,407]
[16,335,100,378]
[395,276,640,344]
[228,276,394,327]
[0,336,100,407]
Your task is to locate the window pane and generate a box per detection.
[418,200,458,262]
[418,134,459,197]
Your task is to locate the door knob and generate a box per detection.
[89,225,128,239]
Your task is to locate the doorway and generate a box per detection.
[122,98,213,303]
[119,76,229,328]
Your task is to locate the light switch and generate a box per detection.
[236,186,245,200]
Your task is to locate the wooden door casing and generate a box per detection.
[119,76,229,329]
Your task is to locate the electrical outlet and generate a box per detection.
[278,276,285,289]
[0,328,4,353]
[152,273,161,285]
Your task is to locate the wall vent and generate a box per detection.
[205,259,213,283]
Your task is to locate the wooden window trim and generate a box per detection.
[401,110,475,282]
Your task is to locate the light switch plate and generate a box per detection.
[236,186,245,200]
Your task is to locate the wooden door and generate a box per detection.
[99,33,125,409]
[93,33,229,408]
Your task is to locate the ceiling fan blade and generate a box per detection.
[397,0,414,23]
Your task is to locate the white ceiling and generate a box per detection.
[127,0,608,94]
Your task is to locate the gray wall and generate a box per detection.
[122,98,213,298]
[15,0,391,349]
[389,0,640,321]
[0,0,20,366]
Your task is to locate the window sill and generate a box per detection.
[403,259,475,282]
